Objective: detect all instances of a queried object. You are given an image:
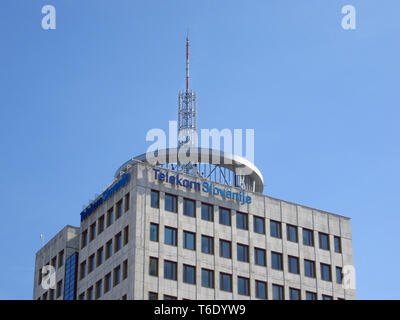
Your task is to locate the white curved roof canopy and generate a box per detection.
[115,148,264,193]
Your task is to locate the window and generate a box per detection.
[113,266,121,286]
[321,263,332,281]
[165,193,177,213]
[183,198,195,217]
[124,193,130,212]
[165,227,177,246]
[334,236,342,253]
[86,286,93,300]
[150,223,159,242]
[237,243,249,263]
[306,291,317,300]
[96,247,104,267]
[116,199,123,219]
[271,252,283,270]
[272,284,284,300]
[79,261,86,280]
[201,269,214,288]
[95,280,102,299]
[238,276,250,296]
[104,273,111,293]
[123,226,129,246]
[219,239,232,259]
[106,208,114,227]
[164,260,177,280]
[336,267,343,284]
[123,260,128,280]
[288,256,299,274]
[149,292,158,300]
[303,228,314,246]
[201,235,214,255]
[201,203,213,221]
[319,232,330,250]
[255,280,267,299]
[236,212,248,230]
[183,231,195,250]
[289,288,301,300]
[58,250,64,268]
[89,223,96,242]
[42,292,47,300]
[98,215,105,235]
[270,220,282,238]
[51,256,57,269]
[81,230,88,248]
[151,190,159,208]
[183,264,196,284]
[254,248,266,266]
[287,225,298,242]
[219,207,231,226]
[56,280,63,298]
[78,293,85,300]
[49,289,55,300]
[88,254,95,273]
[164,295,177,300]
[253,216,265,234]
[304,260,316,278]
[105,239,112,259]
[149,257,158,276]
[322,295,333,300]
[115,232,122,252]
[220,273,232,292]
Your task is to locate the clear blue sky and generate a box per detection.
[0,0,399,299]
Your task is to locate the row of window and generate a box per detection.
[79,226,129,280]
[148,259,341,300]
[148,251,343,284]
[151,191,342,253]
[37,250,65,286]
[81,193,130,249]
[37,280,64,300]
[78,260,128,300]
[148,290,339,301]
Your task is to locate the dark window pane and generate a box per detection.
[150,223,159,242]
[237,244,249,262]
[254,217,265,234]
[255,281,267,299]
[306,291,317,300]
[336,267,343,284]
[289,288,300,300]
[272,285,284,300]
[287,225,298,242]
[165,227,177,246]
[288,256,299,274]
[255,248,266,266]
[334,236,342,253]
[220,240,231,259]
[304,260,316,278]
[238,277,250,296]
[270,220,282,238]
[165,194,177,213]
[303,229,314,246]
[201,203,213,221]
[164,261,177,280]
[183,231,195,250]
[149,257,158,276]
[151,190,159,208]
[220,273,232,292]
[201,236,214,255]
[219,208,231,226]
[184,199,195,217]
[201,269,214,288]
[321,263,332,281]
[183,265,196,284]
[271,252,283,270]
[319,233,330,250]
[236,212,248,230]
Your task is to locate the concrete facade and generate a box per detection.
[33,161,356,300]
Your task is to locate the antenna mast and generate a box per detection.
[178,35,197,148]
